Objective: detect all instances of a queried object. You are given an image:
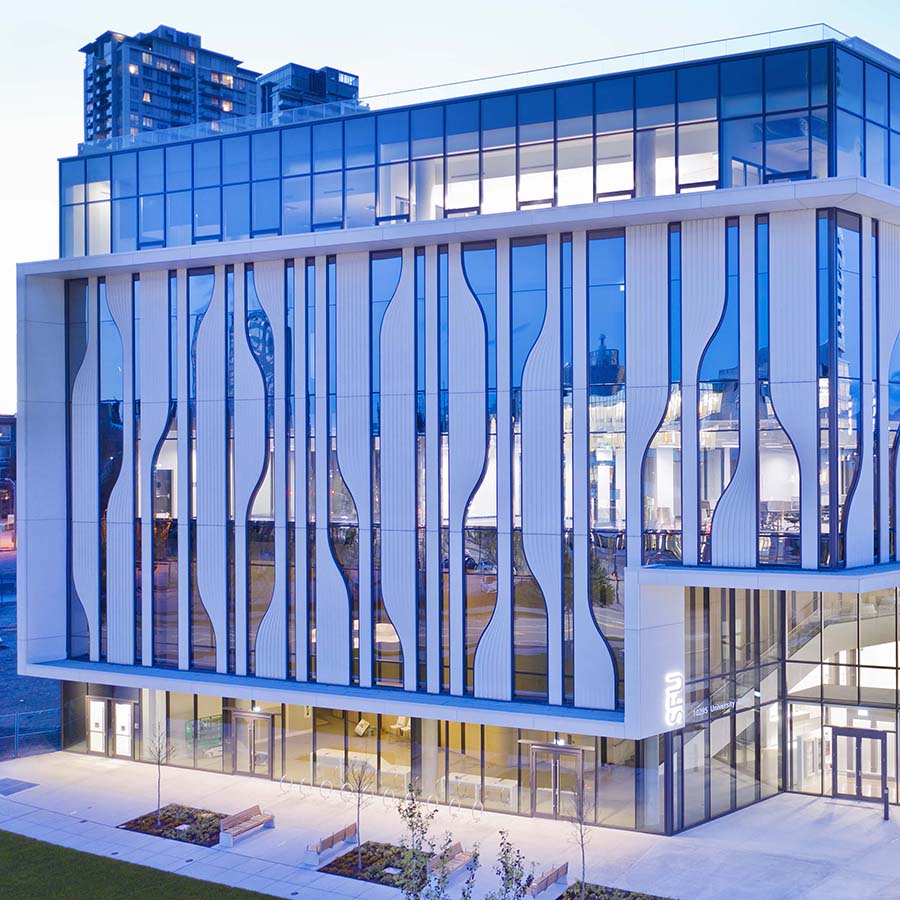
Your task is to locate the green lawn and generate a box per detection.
[0,829,273,899]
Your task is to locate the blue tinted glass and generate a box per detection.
[98,280,124,403]
[193,187,221,240]
[282,175,310,234]
[139,193,164,244]
[112,153,137,198]
[866,64,888,125]
[518,89,554,143]
[556,83,593,138]
[677,65,717,123]
[836,49,864,115]
[765,113,810,180]
[636,71,675,128]
[193,140,220,188]
[139,148,164,194]
[252,180,280,233]
[721,57,762,118]
[345,167,375,228]
[511,238,546,390]
[817,212,831,375]
[165,144,191,191]
[481,94,516,148]
[223,182,249,240]
[595,76,633,133]
[86,155,111,201]
[756,219,768,378]
[378,111,409,163]
[345,116,375,167]
[112,197,137,252]
[446,100,479,153]
[587,232,626,381]
[669,226,681,382]
[61,158,86,204]
[561,237,573,388]
[866,122,888,184]
[371,252,403,398]
[699,222,739,381]
[462,244,497,390]
[165,191,191,246]
[721,117,763,187]
[411,106,443,158]
[313,171,342,227]
[252,131,279,180]
[892,133,900,187]
[313,122,343,172]
[222,136,249,184]
[836,110,864,176]
[766,50,808,112]
[892,76,900,131]
[282,126,311,176]
[811,46,829,107]
[836,213,862,379]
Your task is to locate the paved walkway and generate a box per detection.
[2,752,900,898]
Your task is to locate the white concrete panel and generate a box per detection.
[522,236,563,706]
[881,223,900,561]
[379,248,418,691]
[474,238,512,701]
[711,217,758,567]
[336,251,372,687]
[176,269,190,669]
[71,276,100,660]
[681,218,726,565]
[571,232,617,709]
[104,274,135,664]
[195,265,228,672]
[846,218,875,567]
[138,271,171,666]
[315,256,351,686]
[424,245,441,693]
[769,210,818,569]
[625,224,669,571]
[448,243,487,696]
[232,264,266,676]
[292,261,309,681]
[254,259,289,680]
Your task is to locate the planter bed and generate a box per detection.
[320,840,429,886]
[559,884,674,900]
[119,803,227,847]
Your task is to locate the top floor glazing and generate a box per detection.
[59,29,900,258]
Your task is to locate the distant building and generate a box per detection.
[0,415,14,550]
[80,25,260,143]
[258,63,359,115]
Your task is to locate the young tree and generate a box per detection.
[144,724,174,827]
[396,786,438,900]
[566,788,595,900]
[344,756,375,872]
[484,830,533,900]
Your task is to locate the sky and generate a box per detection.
[1,0,899,414]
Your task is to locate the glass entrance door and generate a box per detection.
[113,702,134,758]
[87,699,107,755]
[232,713,273,779]
[831,727,887,804]
[530,744,583,819]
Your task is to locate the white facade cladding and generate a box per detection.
[20,167,900,832]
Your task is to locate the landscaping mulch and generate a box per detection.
[119,803,226,847]
[559,883,674,900]
[320,839,429,886]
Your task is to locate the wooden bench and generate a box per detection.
[426,841,477,878]
[302,822,357,868]
[219,805,275,848]
[527,862,569,897]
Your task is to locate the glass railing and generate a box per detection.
[78,23,850,157]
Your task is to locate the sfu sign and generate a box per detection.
[664,672,685,728]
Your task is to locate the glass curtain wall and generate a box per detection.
[587,230,626,705]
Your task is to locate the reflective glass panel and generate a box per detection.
[193,186,221,240]
[596,131,634,196]
[518,89,554,144]
[867,122,889,184]
[222,136,250,184]
[313,121,343,172]
[165,144,191,192]
[193,140,220,188]
[165,191,191,246]
[721,57,763,118]
[139,148,164,194]
[86,155,111,202]
[836,111,864,176]
[252,179,280,233]
[345,116,375,167]
[411,105,443,158]
[61,159,85,204]
[112,197,137,252]
[636,70,675,128]
[111,153,137,198]
[678,64,717,123]
[556,82,593,138]
[446,100,479,153]
[678,122,717,186]
[721,117,763,187]
[140,193,164,245]
[345,167,375,227]
[596,76,634,134]
[251,130,280,180]
[223,182,249,240]
[313,171,342,226]
[866,64,889,125]
[282,126,311,176]
[377,111,409,163]
[765,50,809,112]
[836,49,864,115]
[481,94,516,149]
[282,175,310,233]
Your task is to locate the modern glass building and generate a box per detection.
[18,25,900,834]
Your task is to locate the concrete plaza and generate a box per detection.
[1,752,900,899]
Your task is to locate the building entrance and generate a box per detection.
[231,712,273,779]
[831,726,888,809]
[530,744,583,819]
[86,697,135,759]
